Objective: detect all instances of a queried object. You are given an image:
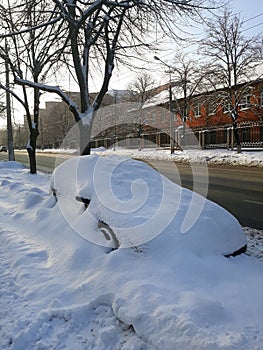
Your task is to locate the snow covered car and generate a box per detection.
[0,146,7,152]
[51,155,247,257]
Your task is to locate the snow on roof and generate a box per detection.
[143,88,170,108]
[143,61,263,108]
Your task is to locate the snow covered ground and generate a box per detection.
[38,147,263,168]
[0,155,263,350]
[92,147,263,168]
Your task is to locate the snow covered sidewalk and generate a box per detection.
[0,162,151,350]
[91,147,263,168]
[1,158,263,350]
[37,147,263,168]
[0,227,148,350]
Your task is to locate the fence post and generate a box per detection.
[231,126,235,149]
[199,131,202,148]
[202,130,206,149]
[227,127,231,149]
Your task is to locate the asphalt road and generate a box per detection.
[0,151,73,173]
[0,151,262,229]
[147,159,263,230]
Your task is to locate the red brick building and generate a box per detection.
[133,78,263,149]
[31,77,263,150]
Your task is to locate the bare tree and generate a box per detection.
[0,0,66,172]
[255,38,263,60]
[127,72,156,149]
[128,72,156,105]
[200,8,261,152]
[0,0,219,157]
[0,126,7,146]
[40,98,76,148]
[170,52,210,142]
[153,51,209,149]
[0,92,5,118]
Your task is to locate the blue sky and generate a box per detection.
[231,0,263,36]
[108,0,263,91]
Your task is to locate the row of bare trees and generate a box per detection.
[148,9,262,152]
[200,9,262,152]
[0,0,220,173]
[0,1,262,172]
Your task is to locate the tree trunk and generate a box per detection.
[79,123,92,156]
[82,144,91,155]
[27,129,39,174]
[232,121,241,153]
[27,147,37,174]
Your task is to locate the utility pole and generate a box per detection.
[154,56,175,154]
[168,74,174,154]
[5,38,15,161]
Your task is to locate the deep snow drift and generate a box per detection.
[0,156,263,350]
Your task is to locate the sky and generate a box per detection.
[33,0,263,97]
[106,0,263,92]
[232,0,263,33]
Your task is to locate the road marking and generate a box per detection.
[244,200,263,206]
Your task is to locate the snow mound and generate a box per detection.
[1,158,263,350]
[51,155,246,256]
[92,147,263,167]
[0,161,25,169]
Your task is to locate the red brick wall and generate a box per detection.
[177,81,263,129]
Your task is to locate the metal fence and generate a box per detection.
[197,122,263,149]
[90,121,263,150]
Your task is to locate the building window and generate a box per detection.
[151,112,156,124]
[207,102,217,116]
[223,101,231,114]
[194,105,201,118]
[143,111,148,124]
[239,95,251,110]
[171,112,177,121]
[159,110,164,122]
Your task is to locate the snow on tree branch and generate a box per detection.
[15,77,81,122]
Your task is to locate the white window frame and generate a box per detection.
[194,105,201,118]
[207,102,217,116]
[239,94,251,110]
[143,111,148,124]
[223,101,231,114]
[160,109,166,122]
[151,112,156,124]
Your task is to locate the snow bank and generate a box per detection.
[0,157,263,350]
[34,147,263,167]
[92,148,263,168]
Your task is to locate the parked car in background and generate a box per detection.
[0,146,7,152]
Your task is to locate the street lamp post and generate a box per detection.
[168,74,175,154]
[5,36,15,161]
[154,56,175,154]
